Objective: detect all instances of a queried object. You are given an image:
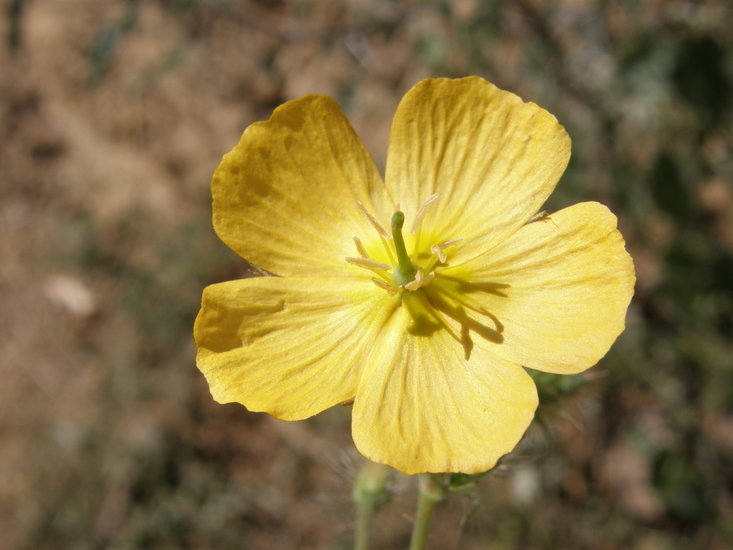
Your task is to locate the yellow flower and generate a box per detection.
[194,77,635,475]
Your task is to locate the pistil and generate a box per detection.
[391,211,418,287]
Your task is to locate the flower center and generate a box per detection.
[345,196,460,295]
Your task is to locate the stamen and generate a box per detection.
[356,200,390,239]
[371,277,399,295]
[404,269,435,291]
[430,245,447,264]
[353,236,368,258]
[438,238,462,249]
[430,239,462,264]
[345,257,391,273]
[410,193,440,235]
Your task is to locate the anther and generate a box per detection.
[430,245,447,264]
[430,239,461,263]
[345,257,391,273]
[404,269,435,291]
[410,193,440,235]
[353,236,368,258]
[371,277,399,295]
[356,201,390,239]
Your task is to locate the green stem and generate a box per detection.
[352,463,390,550]
[408,474,445,550]
[354,498,375,550]
[391,211,417,286]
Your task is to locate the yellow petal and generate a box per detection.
[213,95,393,277]
[437,202,635,374]
[194,276,398,420]
[385,77,570,263]
[352,301,538,474]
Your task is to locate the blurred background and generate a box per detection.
[2,1,732,549]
